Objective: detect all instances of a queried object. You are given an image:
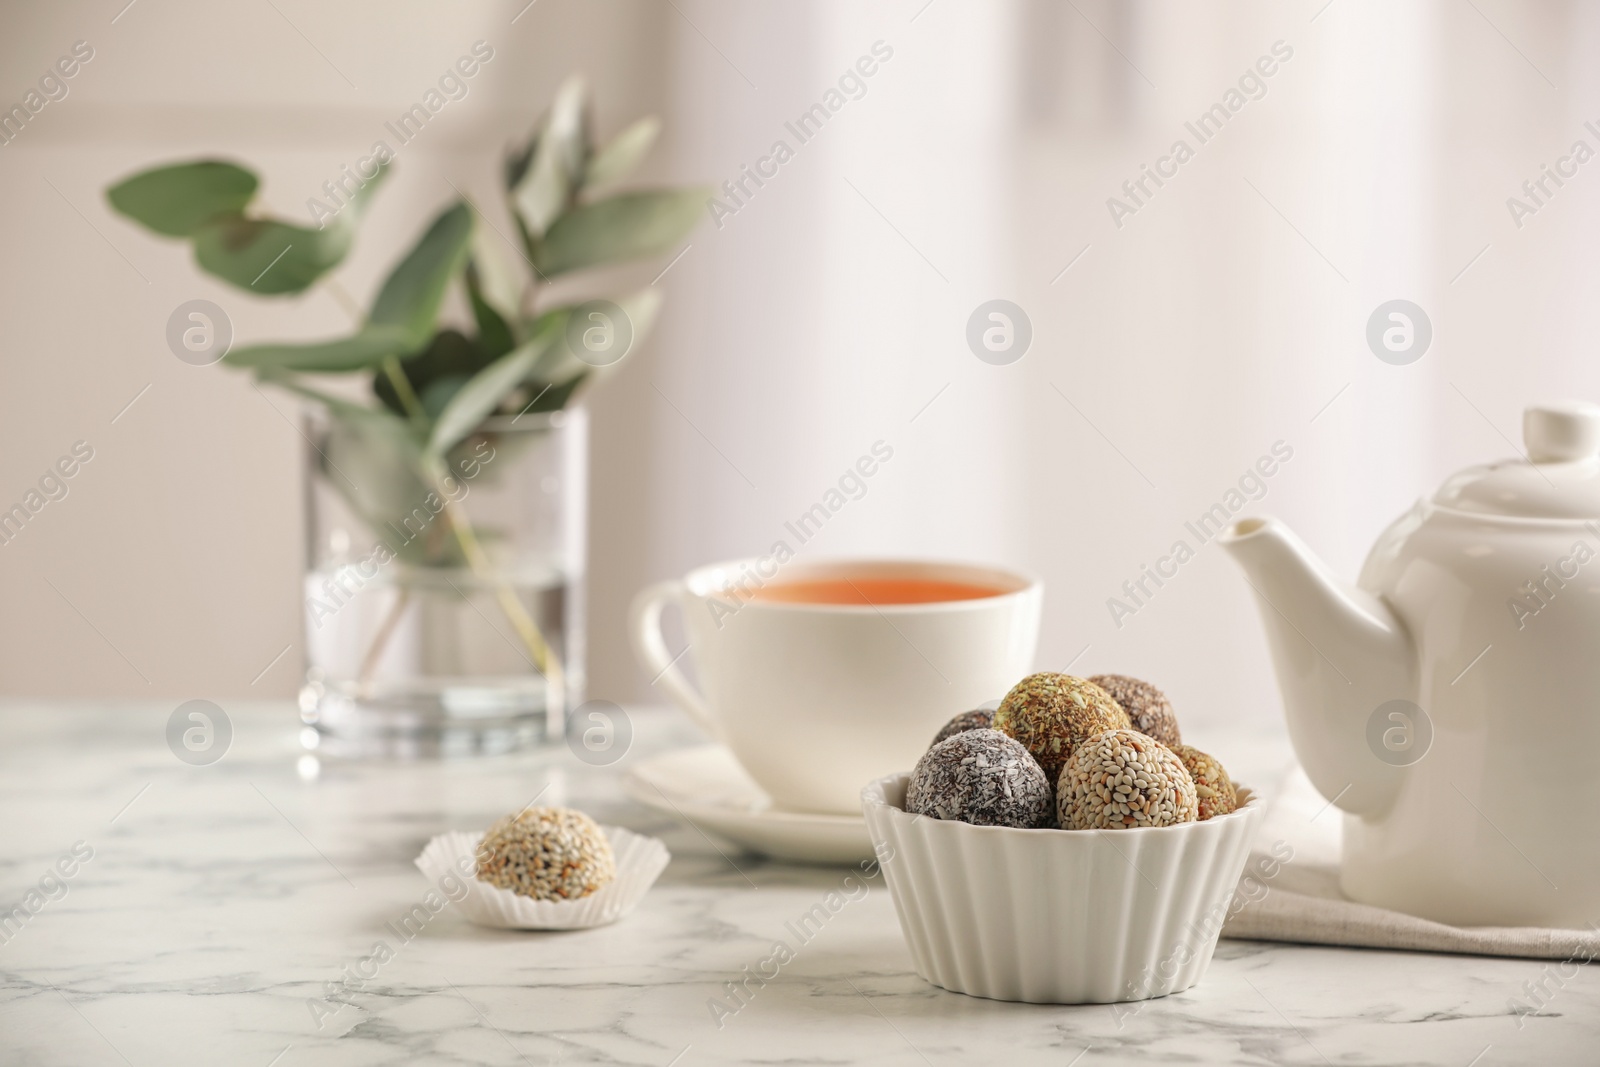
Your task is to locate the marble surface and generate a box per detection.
[0,703,1597,1067]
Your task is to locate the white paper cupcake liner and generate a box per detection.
[414,825,669,930]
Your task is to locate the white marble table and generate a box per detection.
[0,703,1595,1066]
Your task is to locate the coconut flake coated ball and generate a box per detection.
[993,673,1129,781]
[906,729,1053,829]
[1089,673,1181,748]
[475,807,616,900]
[1172,743,1239,821]
[929,707,995,748]
[1058,729,1198,830]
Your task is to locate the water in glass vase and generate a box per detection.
[301,564,579,757]
[299,408,587,759]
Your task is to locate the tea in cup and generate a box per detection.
[630,559,1042,814]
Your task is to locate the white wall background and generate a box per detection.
[2,1,1597,734]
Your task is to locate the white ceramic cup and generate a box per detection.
[629,558,1042,814]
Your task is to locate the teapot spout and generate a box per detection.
[1218,517,1415,818]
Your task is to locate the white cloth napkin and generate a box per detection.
[1221,767,1600,960]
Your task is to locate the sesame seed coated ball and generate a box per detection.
[1058,729,1199,830]
[993,673,1129,781]
[475,807,616,901]
[1172,743,1239,821]
[1089,674,1182,748]
[929,707,995,748]
[906,729,1054,828]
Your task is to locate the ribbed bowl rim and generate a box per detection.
[863,771,1259,838]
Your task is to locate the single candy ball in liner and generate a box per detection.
[906,729,1054,829]
[1058,729,1199,830]
[930,707,995,748]
[476,807,616,901]
[1089,673,1181,748]
[1172,743,1239,821]
[993,673,1129,781]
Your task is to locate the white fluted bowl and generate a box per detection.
[862,773,1260,1004]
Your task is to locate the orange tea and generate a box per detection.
[747,576,1008,606]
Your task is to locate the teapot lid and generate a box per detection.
[1433,402,1600,520]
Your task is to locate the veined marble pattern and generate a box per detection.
[0,703,1595,1066]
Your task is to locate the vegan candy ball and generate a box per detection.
[929,707,995,748]
[1058,729,1199,830]
[1089,674,1181,748]
[906,729,1053,829]
[475,807,616,901]
[1172,743,1239,821]
[993,673,1129,781]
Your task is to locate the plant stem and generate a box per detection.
[357,584,411,697]
[382,355,429,429]
[519,265,539,323]
[427,456,565,699]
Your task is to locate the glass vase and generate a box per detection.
[298,407,586,757]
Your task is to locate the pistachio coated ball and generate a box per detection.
[993,673,1129,781]
[1172,743,1239,821]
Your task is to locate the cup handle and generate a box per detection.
[629,580,722,741]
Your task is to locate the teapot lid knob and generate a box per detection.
[1524,402,1600,463]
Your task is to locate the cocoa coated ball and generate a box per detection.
[929,707,995,748]
[1089,674,1181,748]
[906,728,1054,829]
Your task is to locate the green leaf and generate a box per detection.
[113,160,388,295]
[191,216,357,295]
[513,76,588,238]
[419,375,470,418]
[470,224,525,322]
[369,201,474,346]
[262,377,465,565]
[522,373,587,415]
[529,287,662,385]
[465,261,516,359]
[534,188,706,276]
[224,326,413,372]
[584,116,660,189]
[106,160,258,237]
[616,285,663,345]
[505,134,538,192]
[322,413,454,564]
[371,329,494,417]
[427,330,556,457]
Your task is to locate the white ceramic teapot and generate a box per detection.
[1220,401,1600,927]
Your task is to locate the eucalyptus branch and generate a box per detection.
[105,81,703,740]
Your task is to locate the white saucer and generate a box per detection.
[625,745,875,866]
